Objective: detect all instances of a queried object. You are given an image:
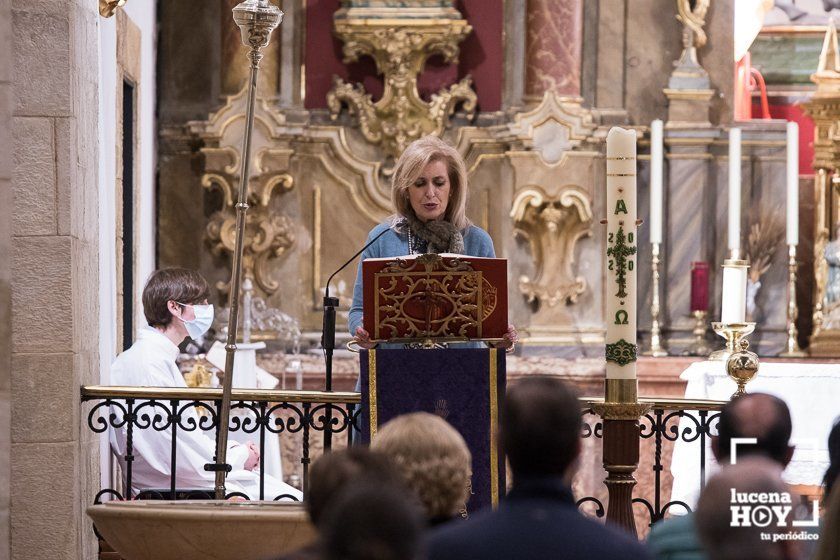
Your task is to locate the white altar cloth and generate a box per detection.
[669,360,840,510]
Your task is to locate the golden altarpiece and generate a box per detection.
[804,22,840,356]
[160,0,611,351]
[155,0,798,357]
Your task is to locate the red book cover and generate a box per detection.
[362,254,508,341]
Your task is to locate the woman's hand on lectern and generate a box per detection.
[354,327,377,349]
[492,324,518,352]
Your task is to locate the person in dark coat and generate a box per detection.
[426,376,653,560]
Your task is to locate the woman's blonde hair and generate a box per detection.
[371,412,472,519]
[391,135,471,230]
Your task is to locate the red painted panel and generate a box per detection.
[304,0,503,112]
[751,102,815,175]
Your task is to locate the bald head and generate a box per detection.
[696,457,792,560]
[715,393,793,466]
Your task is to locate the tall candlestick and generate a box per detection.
[728,128,742,258]
[606,127,638,380]
[786,121,799,246]
[720,259,748,324]
[650,119,664,245]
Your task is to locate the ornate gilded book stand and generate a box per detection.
[362,253,508,344]
[359,253,508,512]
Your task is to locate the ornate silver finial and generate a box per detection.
[232,0,284,51]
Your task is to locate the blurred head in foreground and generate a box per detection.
[713,392,793,467]
[695,456,800,560]
[372,412,472,522]
[501,376,581,482]
[320,481,424,560]
[306,448,399,528]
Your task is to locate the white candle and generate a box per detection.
[786,121,799,246]
[728,128,742,257]
[721,260,748,323]
[650,120,664,245]
[606,127,638,380]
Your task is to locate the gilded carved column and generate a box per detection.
[524,0,583,102]
[803,22,840,355]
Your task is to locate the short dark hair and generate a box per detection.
[307,448,400,527]
[716,393,792,465]
[320,481,423,560]
[500,377,581,478]
[142,268,210,328]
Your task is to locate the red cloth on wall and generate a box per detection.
[751,102,815,176]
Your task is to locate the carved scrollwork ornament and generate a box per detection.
[205,173,296,296]
[510,187,592,307]
[676,0,710,48]
[327,4,478,158]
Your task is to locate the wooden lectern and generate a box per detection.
[359,253,508,512]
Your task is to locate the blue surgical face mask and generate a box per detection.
[176,302,214,340]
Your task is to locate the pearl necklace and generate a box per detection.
[407,228,420,255]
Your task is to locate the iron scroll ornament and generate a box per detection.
[605,338,637,366]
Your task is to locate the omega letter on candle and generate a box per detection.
[605,127,638,380]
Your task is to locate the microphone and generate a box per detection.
[324,226,391,303]
[321,225,391,392]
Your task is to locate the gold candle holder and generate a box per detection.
[709,321,756,361]
[684,310,711,356]
[726,339,760,398]
[646,243,668,357]
[779,244,806,357]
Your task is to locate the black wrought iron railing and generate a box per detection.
[81,386,725,528]
[81,386,361,503]
[578,396,725,529]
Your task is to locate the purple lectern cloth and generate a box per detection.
[359,348,506,514]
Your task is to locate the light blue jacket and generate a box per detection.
[348,222,496,336]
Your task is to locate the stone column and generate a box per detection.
[0,0,12,556]
[10,1,100,559]
[595,0,626,110]
[663,135,715,353]
[524,0,583,102]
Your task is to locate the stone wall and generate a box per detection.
[9,1,100,558]
[0,0,12,556]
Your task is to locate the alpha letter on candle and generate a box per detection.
[606,127,638,380]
